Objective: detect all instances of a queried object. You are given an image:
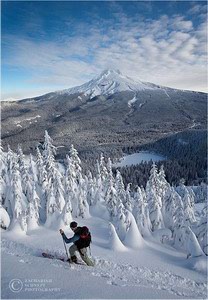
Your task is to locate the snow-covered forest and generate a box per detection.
[1,131,207,259]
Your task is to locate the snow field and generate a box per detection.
[1,216,207,299]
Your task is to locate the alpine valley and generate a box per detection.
[1,69,207,185]
[2,70,207,152]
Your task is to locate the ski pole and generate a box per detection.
[61,236,70,262]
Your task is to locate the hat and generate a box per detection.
[70,221,78,229]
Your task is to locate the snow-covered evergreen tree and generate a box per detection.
[123,210,144,249]
[163,187,183,230]
[58,200,73,227]
[115,202,127,241]
[65,155,79,217]
[86,171,96,206]
[124,183,133,212]
[77,173,90,218]
[105,157,115,197]
[146,163,162,207]
[106,179,117,219]
[42,130,57,187]
[108,222,127,251]
[194,202,208,255]
[134,186,151,237]
[53,168,65,212]
[69,144,82,184]
[8,159,27,233]
[28,154,38,183]
[176,181,196,225]
[27,183,40,230]
[158,165,170,205]
[146,186,164,231]
[36,146,48,222]
[93,160,104,205]
[17,145,31,198]
[45,184,60,228]
[185,226,205,258]
[115,170,126,206]
[0,145,7,205]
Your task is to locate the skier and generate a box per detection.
[59,221,94,266]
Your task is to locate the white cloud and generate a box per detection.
[2,11,207,99]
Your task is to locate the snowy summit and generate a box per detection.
[57,69,154,97]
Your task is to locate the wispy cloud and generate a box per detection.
[2,3,207,99]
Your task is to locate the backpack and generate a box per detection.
[75,226,92,249]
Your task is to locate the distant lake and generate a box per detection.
[114,151,166,167]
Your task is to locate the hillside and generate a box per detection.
[1,70,207,159]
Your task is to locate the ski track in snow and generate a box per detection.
[2,239,207,299]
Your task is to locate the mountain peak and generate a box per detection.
[57,69,154,97]
[100,69,122,76]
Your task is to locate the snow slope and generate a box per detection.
[56,69,155,97]
[1,216,207,299]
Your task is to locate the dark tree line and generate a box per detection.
[121,129,207,188]
[58,129,206,189]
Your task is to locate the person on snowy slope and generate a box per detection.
[59,221,94,266]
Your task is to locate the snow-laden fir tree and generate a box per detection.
[106,178,118,219]
[176,180,196,224]
[0,146,7,206]
[28,154,38,183]
[36,147,48,188]
[176,181,196,224]
[182,186,196,225]
[146,185,164,231]
[42,130,57,187]
[5,145,16,187]
[58,199,73,227]
[141,185,152,233]
[123,210,144,249]
[53,168,65,212]
[27,183,40,230]
[185,226,205,258]
[4,147,17,217]
[0,145,7,193]
[45,184,60,228]
[77,173,90,218]
[65,155,79,217]
[172,205,186,250]
[99,153,108,182]
[105,157,115,196]
[93,160,103,205]
[115,202,127,241]
[158,165,170,205]
[146,163,162,207]
[194,202,208,255]
[36,146,48,222]
[163,187,183,230]
[108,222,127,251]
[134,186,151,237]
[17,145,31,197]
[69,144,82,184]
[124,183,133,212]
[0,204,10,229]
[8,159,27,232]
[115,170,126,205]
[86,171,96,206]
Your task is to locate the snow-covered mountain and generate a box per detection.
[1,69,207,158]
[56,69,156,97]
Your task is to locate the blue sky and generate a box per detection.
[1,1,207,100]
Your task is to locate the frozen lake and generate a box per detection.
[115,151,166,167]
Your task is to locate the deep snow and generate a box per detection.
[1,215,207,300]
